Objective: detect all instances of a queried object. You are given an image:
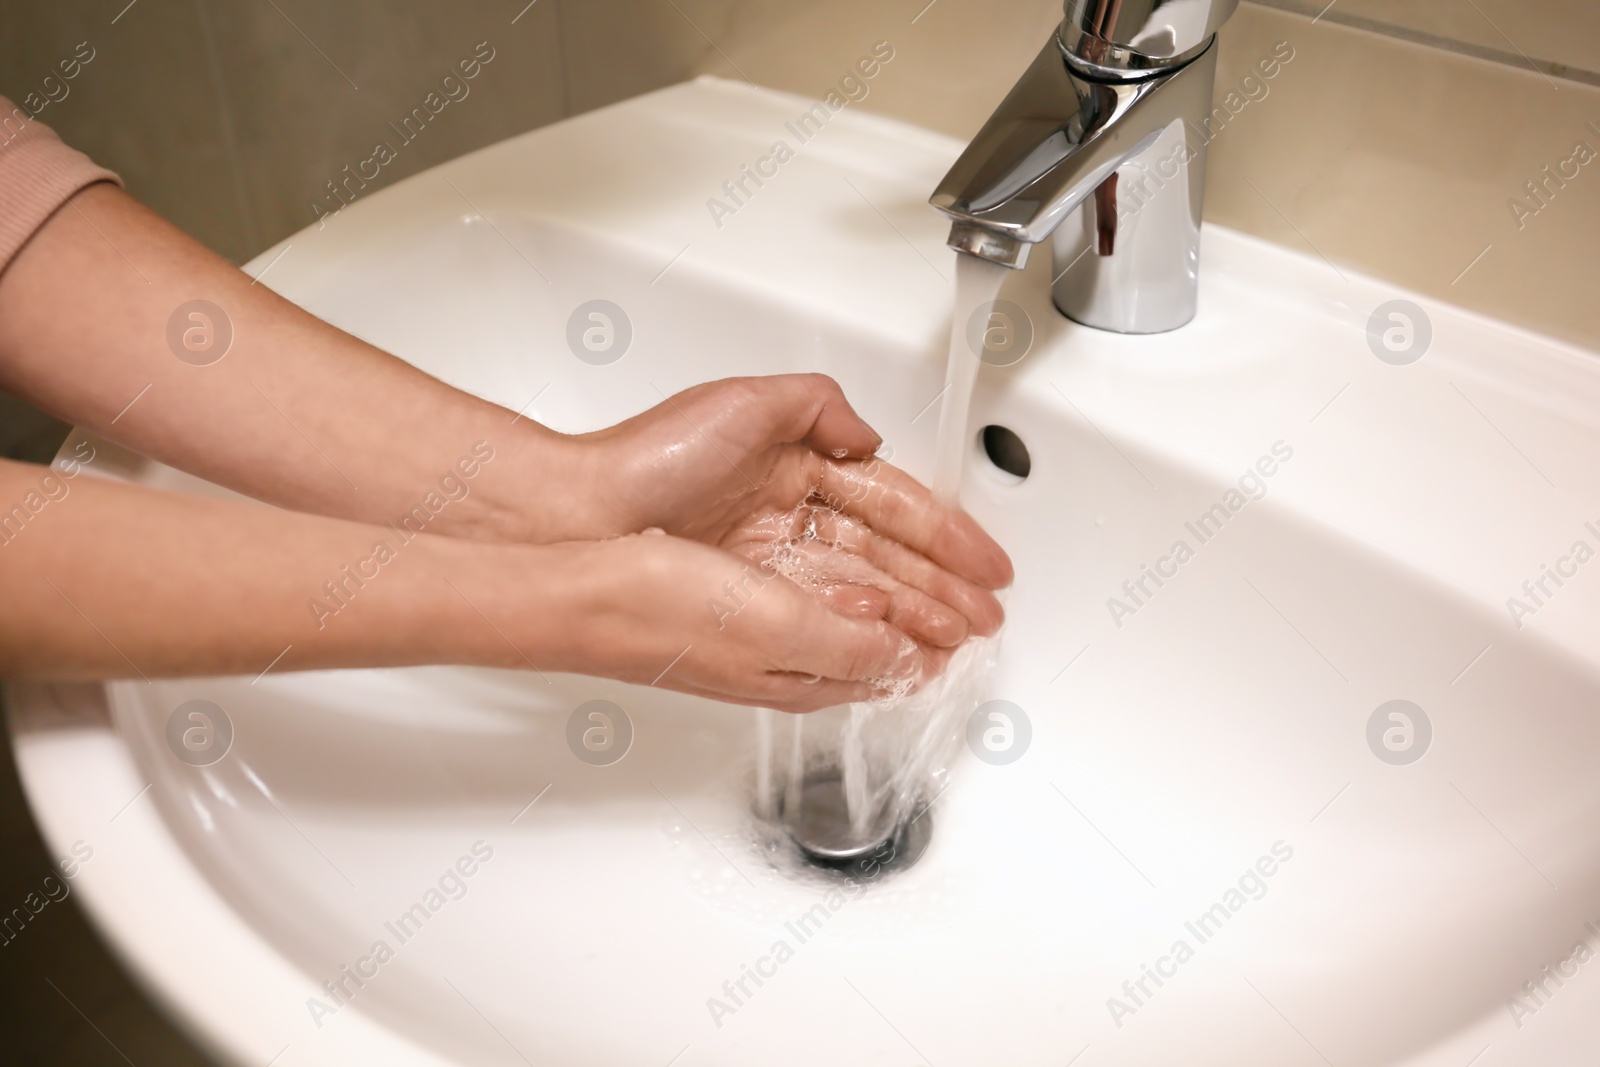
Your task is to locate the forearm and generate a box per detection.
[0,184,594,544]
[0,458,568,679]
[0,457,936,710]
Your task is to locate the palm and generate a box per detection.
[576,376,1010,649]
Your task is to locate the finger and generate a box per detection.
[802,509,1004,637]
[810,564,969,648]
[810,453,1014,590]
[808,579,893,621]
[710,622,954,713]
[777,598,911,684]
[782,598,958,695]
[690,374,881,460]
[788,375,882,460]
[751,676,880,714]
[814,561,971,648]
[729,534,971,647]
[649,670,880,714]
[858,579,969,648]
[749,638,953,712]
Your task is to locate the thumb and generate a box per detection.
[746,373,882,460]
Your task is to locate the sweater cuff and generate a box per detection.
[0,100,123,275]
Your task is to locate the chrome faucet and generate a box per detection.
[930,0,1240,333]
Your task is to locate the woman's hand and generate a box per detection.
[563,375,1014,649]
[534,531,946,713]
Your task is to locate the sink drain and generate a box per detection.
[782,771,931,876]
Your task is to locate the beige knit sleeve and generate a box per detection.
[0,96,122,275]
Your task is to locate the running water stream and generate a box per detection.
[932,253,1011,505]
[760,251,1011,860]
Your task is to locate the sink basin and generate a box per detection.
[10,77,1600,1067]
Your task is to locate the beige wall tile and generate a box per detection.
[553,0,721,116]
[1297,0,1600,79]
[1,2,249,259]
[1207,4,1600,348]
[205,0,565,259]
[0,0,566,262]
[649,0,1065,141]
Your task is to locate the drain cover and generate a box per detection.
[784,773,932,874]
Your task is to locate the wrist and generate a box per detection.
[439,534,703,684]
[417,534,607,674]
[456,419,626,544]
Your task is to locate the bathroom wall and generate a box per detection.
[1206,3,1600,350]
[2,0,1594,347]
[0,1,566,266]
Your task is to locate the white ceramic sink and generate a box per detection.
[10,78,1600,1067]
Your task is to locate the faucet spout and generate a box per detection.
[932,38,1188,256]
[930,2,1234,334]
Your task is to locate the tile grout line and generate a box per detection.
[1246,0,1600,88]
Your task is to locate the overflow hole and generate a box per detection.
[979,424,1030,482]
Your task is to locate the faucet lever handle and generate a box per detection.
[1061,0,1240,76]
